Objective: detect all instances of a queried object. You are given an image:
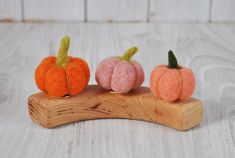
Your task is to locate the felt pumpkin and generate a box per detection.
[35,36,90,97]
[95,47,144,94]
[150,50,195,102]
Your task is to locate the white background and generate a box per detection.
[0,0,234,22]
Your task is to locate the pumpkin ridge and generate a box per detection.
[45,65,69,96]
[95,57,119,90]
[35,57,56,92]
[110,60,121,90]
[178,70,184,100]
[110,64,118,88]
[157,68,170,99]
[111,61,136,93]
[130,62,137,88]
[130,62,138,90]
[131,61,144,89]
[68,62,87,83]
[66,63,88,95]
[64,66,71,96]
[70,57,90,81]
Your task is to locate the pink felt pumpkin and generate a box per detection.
[95,47,145,94]
[150,50,195,102]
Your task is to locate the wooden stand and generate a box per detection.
[28,85,203,130]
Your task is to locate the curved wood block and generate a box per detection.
[28,85,203,130]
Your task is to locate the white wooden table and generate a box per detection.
[0,23,235,158]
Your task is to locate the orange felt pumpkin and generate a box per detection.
[150,50,195,102]
[35,36,90,97]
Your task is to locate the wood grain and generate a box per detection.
[0,0,235,22]
[211,0,235,22]
[28,85,203,130]
[149,0,210,22]
[0,0,22,21]
[0,23,235,158]
[87,0,148,22]
[23,0,85,22]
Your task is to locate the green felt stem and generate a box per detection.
[56,36,70,67]
[121,47,138,61]
[168,50,180,69]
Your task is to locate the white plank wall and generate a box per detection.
[211,0,235,22]
[23,0,85,21]
[0,0,22,21]
[87,0,148,22]
[149,0,210,22]
[1,0,235,22]
[0,23,235,158]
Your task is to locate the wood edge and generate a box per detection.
[27,88,204,130]
[28,95,52,128]
[180,100,204,131]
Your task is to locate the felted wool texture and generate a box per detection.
[35,36,91,97]
[35,56,56,92]
[111,61,136,93]
[150,65,169,98]
[179,68,195,100]
[35,56,90,97]
[96,54,145,94]
[159,69,182,102]
[45,65,69,97]
[70,57,90,82]
[95,57,119,90]
[131,60,145,89]
[66,63,87,95]
[150,65,195,102]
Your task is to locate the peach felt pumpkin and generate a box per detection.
[150,50,195,102]
[95,47,144,94]
[35,36,90,97]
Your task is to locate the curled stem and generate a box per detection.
[56,36,70,67]
[121,46,138,61]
